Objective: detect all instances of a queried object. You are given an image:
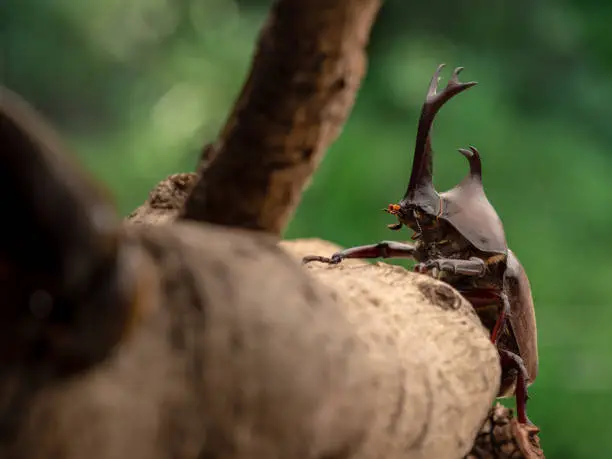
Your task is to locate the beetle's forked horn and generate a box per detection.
[405,64,477,199]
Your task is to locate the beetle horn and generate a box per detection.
[458,146,482,182]
[404,64,478,201]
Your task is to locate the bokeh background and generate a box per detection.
[3,0,612,456]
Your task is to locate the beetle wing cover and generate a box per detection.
[439,178,507,254]
[505,249,539,383]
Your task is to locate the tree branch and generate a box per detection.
[180,0,382,235]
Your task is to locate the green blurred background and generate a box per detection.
[3,0,611,456]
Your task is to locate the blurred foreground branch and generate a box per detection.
[180,0,382,235]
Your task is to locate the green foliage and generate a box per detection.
[3,1,611,457]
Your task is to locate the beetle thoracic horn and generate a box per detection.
[404,64,478,201]
[458,146,482,181]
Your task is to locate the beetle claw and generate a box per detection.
[511,417,544,459]
[307,253,343,265]
[302,255,337,265]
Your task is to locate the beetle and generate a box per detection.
[302,64,538,425]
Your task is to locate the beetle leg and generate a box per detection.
[415,256,486,276]
[490,291,511,344]
[499,349,532,425]
[302,241,416,265]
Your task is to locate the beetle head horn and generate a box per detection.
[403,64,477,211]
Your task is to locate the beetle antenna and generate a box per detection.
[405,65,477,200]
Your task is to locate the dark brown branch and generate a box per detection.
[180,0,382,235]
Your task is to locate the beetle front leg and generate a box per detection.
[414,256,486,277]
[499,349,532,425]
[302,241,416,265]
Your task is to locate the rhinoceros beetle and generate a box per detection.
[302,64,539,426]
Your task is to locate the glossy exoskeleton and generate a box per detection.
[302,65,538,425]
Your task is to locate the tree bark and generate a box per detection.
[180,0,382,235]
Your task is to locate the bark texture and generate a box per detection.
[128,172,197,225]
[180,0,382,235]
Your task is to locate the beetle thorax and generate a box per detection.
[413,217,475,260]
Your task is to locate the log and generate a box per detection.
[2,209,498,459]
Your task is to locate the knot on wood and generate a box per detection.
[416,280,462,311]
[147,173,197,210]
